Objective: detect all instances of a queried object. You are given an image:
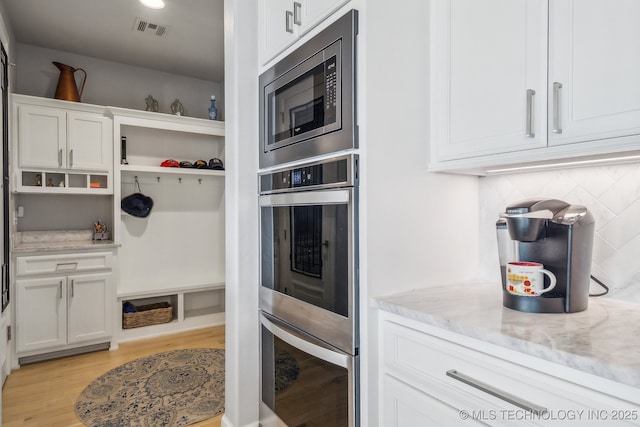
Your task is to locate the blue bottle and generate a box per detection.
[208,95,217,120]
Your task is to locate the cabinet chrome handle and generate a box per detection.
[526,89,535,138]
[446,369,547,415]
[285,11,294,33]
[293,2,302,25]
[69,149,74,167]
[552,82,563,134]
[59,280,63,299]
[70,280,74,298]
[58,149,63,167]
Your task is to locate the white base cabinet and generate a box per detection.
[14,251,114,361]
[379,312,640,427]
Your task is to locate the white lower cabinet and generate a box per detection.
[15,252,114,359]
[379,313,640,427]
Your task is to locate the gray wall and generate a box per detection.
[14,43,223,120]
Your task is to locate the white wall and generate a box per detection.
[478,162,640,303]
[222,0,260,426]
[362,1,480,425]
[13,43,223,120]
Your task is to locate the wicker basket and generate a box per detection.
[122,301,173,329]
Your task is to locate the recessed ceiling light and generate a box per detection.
[139,0,165,9]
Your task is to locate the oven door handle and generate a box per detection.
[261,312,350,369]
[259,189,350,207]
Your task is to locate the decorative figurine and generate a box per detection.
[35,174,42,186]
[46,177,54,187]
[170,99,184,116]
[145,95,159,112]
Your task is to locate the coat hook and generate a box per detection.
[157,176,160,183]
[179,177,182,184]
[198,178,202,184]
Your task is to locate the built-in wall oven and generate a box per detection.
[259,9,358,168]
[259,154,358,426]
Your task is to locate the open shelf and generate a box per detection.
[16,170,111,194]
[116,283,225,342]
[120,164,224,177]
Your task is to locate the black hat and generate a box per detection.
[121,193,154,218]
[208,158,224,170]
[194,159,208,169]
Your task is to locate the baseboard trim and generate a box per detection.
[18,342,111,365]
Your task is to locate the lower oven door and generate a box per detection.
[260,312,358,427]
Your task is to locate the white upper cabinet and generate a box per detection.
[259,0,299,66]
[431,0,548,161]
[18,105,66,170]
[548,0,640,146]
[12,95,113,194]
[430,0,640,172]
[259,0,350,65]
[18,103,111,171]
[66,111,112,170]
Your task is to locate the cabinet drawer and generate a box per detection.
[382,319,639,426]
[16,252,113,276]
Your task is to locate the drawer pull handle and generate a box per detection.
[56,262,78,271]
[59,280,63,299]
[446,369,547,415]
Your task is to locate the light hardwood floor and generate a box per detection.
[2,326,225,427]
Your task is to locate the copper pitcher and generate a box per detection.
[53,62,87,102]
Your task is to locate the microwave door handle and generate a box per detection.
[261,313,350,369]
[259,189,350,207]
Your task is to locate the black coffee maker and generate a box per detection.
[496,199,595,313]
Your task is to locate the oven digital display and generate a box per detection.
[292,170,302,186]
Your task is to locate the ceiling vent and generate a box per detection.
[133,17,168,37]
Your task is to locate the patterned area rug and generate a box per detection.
[75,348,225,427]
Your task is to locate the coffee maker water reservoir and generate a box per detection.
[496,199,595,313]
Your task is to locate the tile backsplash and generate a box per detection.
[478,162,640,303]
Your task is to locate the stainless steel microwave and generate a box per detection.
[259,9,358,168]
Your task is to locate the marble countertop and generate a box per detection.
[13,230,120,253]
[373,282,640,388]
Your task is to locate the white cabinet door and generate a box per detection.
[300,0,350,33]
[16,277,67,353]
[17,105,66,169]
[259,0,300,65]
[548,0,640,146]
[66,112,111,170]
[259,0,351,65]
[382,375,485,427]
[67,273,112,344]
[431,0,548,161]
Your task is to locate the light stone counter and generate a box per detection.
[372,282,640,388]
[13,230,120,253]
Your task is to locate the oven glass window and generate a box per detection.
[267,55,337,146]
[262,326,349,427]
[262,203,349,317]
